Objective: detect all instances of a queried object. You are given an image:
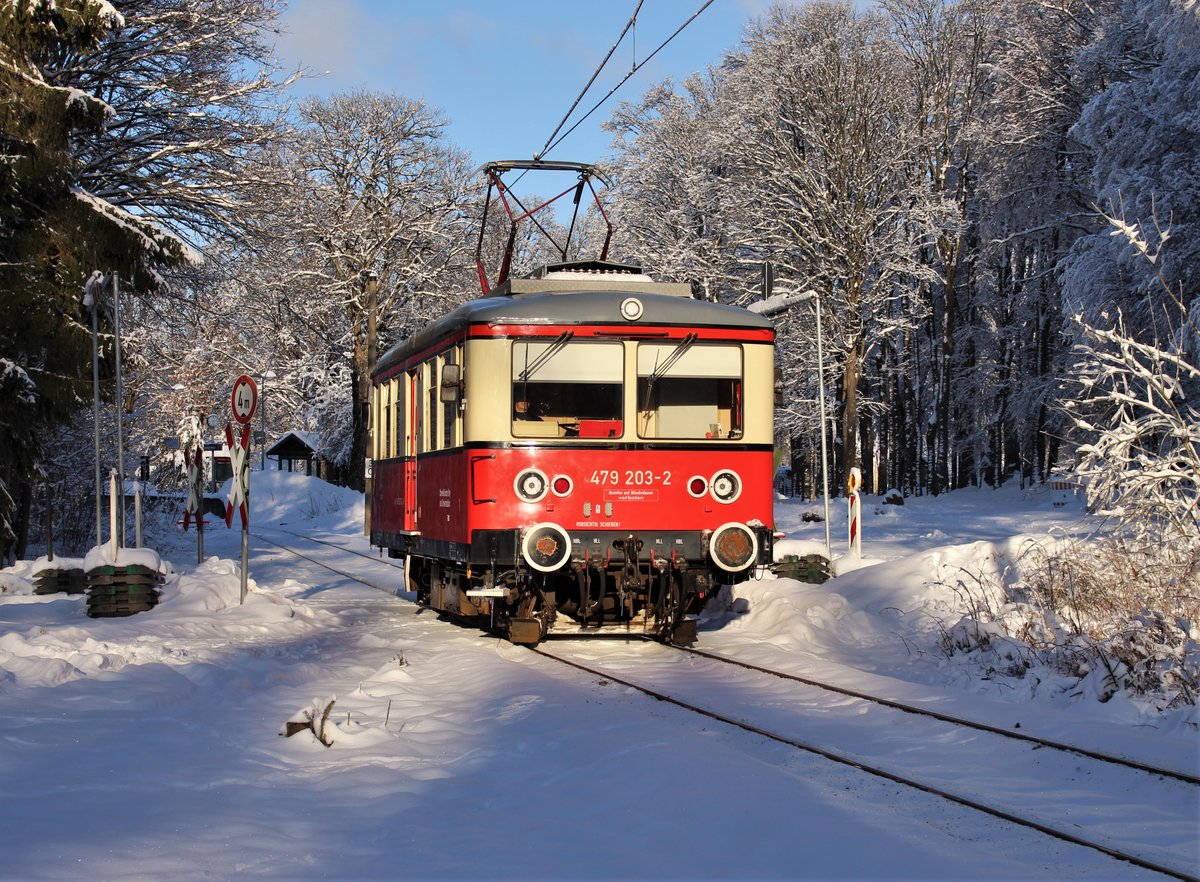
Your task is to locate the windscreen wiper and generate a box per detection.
[518,331,574,382]
[642,332,698,397]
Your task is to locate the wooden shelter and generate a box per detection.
[264,431,322,477]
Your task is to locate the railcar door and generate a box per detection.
[404,368,419,531]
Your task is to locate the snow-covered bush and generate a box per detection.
[1020,539,1199,707]
[963,207,1198,709]
[936,537,1199,710]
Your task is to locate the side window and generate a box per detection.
[414,367,425,455]
[370,383,380,460]
[511,340,624,438]
[442,348,459,449]
[381,380,392,458]
[637,343,744,439]
[395,377,406,457]
[426,360,439,451]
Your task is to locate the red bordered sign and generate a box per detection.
[231,375,258,425]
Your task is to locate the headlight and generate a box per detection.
[709,469,742,504]
[514,468,549,503]
[710,522,758,573]
[521,523,572,573]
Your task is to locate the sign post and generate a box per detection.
[183,443,205,564]
[228,375,257,604]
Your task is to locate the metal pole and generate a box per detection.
[365,273,378,537]
[90,282,102,548]
[240,523,249,604]
[241,433,250,603]
[814,297,833,562]
[196,443,204,564]
[113,272,126,548]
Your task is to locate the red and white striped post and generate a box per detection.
[847,467,863,558]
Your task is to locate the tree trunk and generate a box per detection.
[841,337,862,484]
[14,482,31,561]
[349,352,369,492]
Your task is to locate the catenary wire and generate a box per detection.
[539,0,716,160]
[535,0,645,162]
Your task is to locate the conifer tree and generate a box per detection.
[1,0,120,558]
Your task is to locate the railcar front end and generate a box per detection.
[370,265,775,645]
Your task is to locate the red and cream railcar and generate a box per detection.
[369,262,775,644]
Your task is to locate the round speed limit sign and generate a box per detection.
[231,374,258,425]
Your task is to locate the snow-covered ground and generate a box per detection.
[0,472,1195,881]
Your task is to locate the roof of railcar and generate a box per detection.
[373,273,774,379]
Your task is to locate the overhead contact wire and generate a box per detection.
[536,0,645,161]
[540,0,716,160]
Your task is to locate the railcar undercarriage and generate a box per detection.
[405,536,715,646]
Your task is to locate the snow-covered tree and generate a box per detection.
[1070,314,1199,545]
[260,91,474,488]
[48,0,296,250]
[605,73,739,301]
[970,0,1118,489]
[1,0,295,554]
[1061,0,1200,343]
[723,2,926,486]
[884,0,997,493]
[0,0,146,560]
[1063,4,1200,590]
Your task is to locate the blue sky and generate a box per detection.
[273,1,773,166]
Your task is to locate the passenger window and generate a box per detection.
[426,361,438,451]
[414,368,425,455]
[395,379,405,457]
[381,380,392,458]
[442,349,458,449]
[370,385,380,460]
[512,339,624,438]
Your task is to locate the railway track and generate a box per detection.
[248,530,1197,880]
[270,527,406,570]
[528,642,1200,882]
[679,645,1200,785]
[252,528,403,595]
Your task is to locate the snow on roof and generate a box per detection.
[265,430,320,456]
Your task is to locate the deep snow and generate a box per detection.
[0,471,1195,881]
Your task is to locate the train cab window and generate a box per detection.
[511,339,623,439]
[637,342,744,440]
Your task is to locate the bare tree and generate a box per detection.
[726,2,926,486]
[265,91,474,488]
